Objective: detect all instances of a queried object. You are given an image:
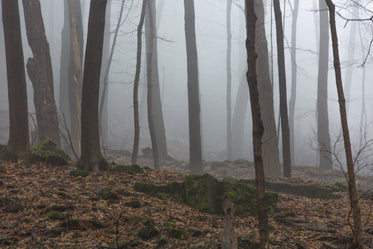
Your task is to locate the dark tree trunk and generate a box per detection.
[246,1,269,247]
[146,0,160,170]
[184,0,203,174]
[67,0,84,156]
[77,0,108,172]
[289,0,299,164]
[145,0,168,161]
[273,0,291,177]
[325,1,362,247]
[255,0,281,178]
[22,0,61,147]
[0,0,30,162]
[59,0,71,148]
[132,0,147,165]
[99,0,112,153]
[317,0,332,169]
[226,0,232,161]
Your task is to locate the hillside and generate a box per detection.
[1,160,373,248]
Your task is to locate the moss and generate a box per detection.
[85,218,108,229]
[112,164,144,174]
[184,174,220,214]
[327,182,347,192]
[47,211,67,220]
[138,220,159,240]
[158,237,168,246]
[222,182,257,215]
[95,188,119,200]
[163,221,173,228]
[167,227,189,240]
[124,199,142,208]
[0,144,5,152]
[155,192,170,200]
[31,140,70,164]
[70,169,89,177]
[277,211,295,217]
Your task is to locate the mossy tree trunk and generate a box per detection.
[77,0,108,172]
[1,0,31,162]
[22,0,61,147]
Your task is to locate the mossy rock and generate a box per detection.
[0,144,5,152]
[210,161,228,170]
[135,174,278,216]
[48,204,74,212]
[84,218,108,229]
[239,180,341,199]
[111,164,144,174]
[158,237,168,246]
[31,140,70,166]
[138,220,159,239]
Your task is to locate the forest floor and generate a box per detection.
[1,155,373,248]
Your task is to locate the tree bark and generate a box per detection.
[145,0,168,161]
[289,0,299,164]
[255,0,281,178]
[0,0,31,162]
[221,197,237,249]
[132,0,147,165]
[67,0,84,156]
[146,0,160,170]
[273,0,291,177]
[22,0,61,147]
[246,1,269,247]
[325,1,362,247]
[226,0,232,161]
[317,0,332,169]
[77,0,108,172]
[184,0,203,174]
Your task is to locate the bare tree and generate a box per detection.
[246,0,269,247]
[325,0,362,247]
[132,0,147,165]
[145,0,168,161]
[184,0,203,174]
[226,0,232,161]
[22,0,61,147]
[77,0,108,171]
[288,0,299,163]
[317,0,332,169]
[273,0,291,177]
[0,0,30,162]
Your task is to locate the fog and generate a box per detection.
[1,0,373,173]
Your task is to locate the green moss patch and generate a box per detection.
[124,199,142,208]
[69,169,89,177]
[138,220,159,240]
[135,174,278,216]
[95,188,119,200]
[47,211,69,220]
[31,140,70,166]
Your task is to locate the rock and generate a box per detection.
[138,220,159,240]
[31,140,70,166]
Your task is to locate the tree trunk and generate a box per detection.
[288,0,299,164]
[132,0,147,165]
[184,0,203,175]
[77,0,108,172]
[59,0,71,150]
[22,0,61,147]
[221,197,237,249]
[67,0,84,156]
[0,0,30,162]
[325,1,362,247]
[226,0,232,161]
[255,0,281,178]
[317,0,332,169]
[246,1,268,247]
[145,0,168,161]
[146,0,160,170]
[98,0,112,153]
[273,0,291,177]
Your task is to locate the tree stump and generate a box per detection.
[221,196,237,249]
